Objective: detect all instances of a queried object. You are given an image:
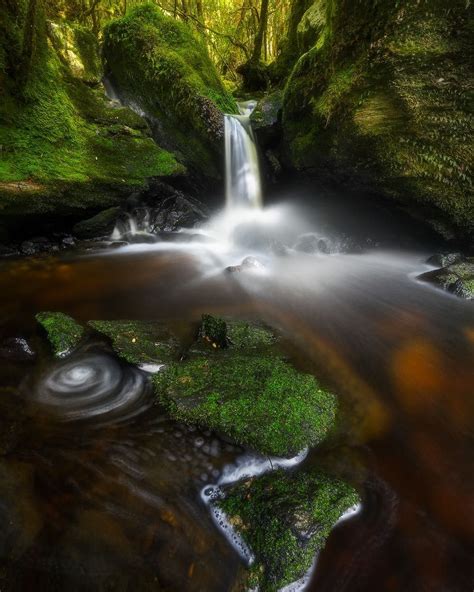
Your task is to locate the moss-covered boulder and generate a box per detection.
[103,4,237,180]
[89,320,179,366]
[218,468,360,591]
[153,354,336,456]
[153,315,336,456]
[0,2,183,232]
[36,312,84,357]
[282,0,474,238]
[418,257,474,300]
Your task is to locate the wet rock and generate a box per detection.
[294,233,330,254]
[250,91,283,147]
[0,337,36,361]
[88,320,179,366]
[0,245,19,258]
[226,256,265,274]
[427,252,463,268]
[36,312,85,357]
[154,314,336,457]
[73,207,121,239]
[20,236,51,256]
[218,469,360,592]
[418,257,474,300]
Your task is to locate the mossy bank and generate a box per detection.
[280,0,474,238]
[103,3,237,180]
[0,1,184,238]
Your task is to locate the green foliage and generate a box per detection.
[153,354,337,456]
[220,468,360,591]
[88,320,179,365]
[36,312,84,356]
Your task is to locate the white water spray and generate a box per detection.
[224,100,263,210]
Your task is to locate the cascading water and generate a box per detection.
[224,100,263,210]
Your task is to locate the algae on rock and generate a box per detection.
[103,4,237,180]
[219,468,360,591]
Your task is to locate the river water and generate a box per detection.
[0,104,472,591]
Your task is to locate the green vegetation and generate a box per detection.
[36,312,84,356]
[0,1,183,221]
[220,468,360,591]
[103,4,237,178]
[153,354,337,456]
[282,0,474,237]
[89,320,179,365]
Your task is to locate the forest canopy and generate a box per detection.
[44,0,293,81]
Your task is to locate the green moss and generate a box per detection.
[282,0,474,237]
[0,3,183,219]
[153,354,337,456]
[227,320,277,350]
[88,320,178,365]
[219,468,360,591]
[36,312,84,356]
[103,3,237,178]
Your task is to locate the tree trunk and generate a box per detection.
[250,0,269,64]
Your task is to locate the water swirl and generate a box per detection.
[34,353,151,424]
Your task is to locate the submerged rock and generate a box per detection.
[418,257,474,300]
[36,312,84,357]
[218,468,360,591]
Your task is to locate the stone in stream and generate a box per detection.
[217,468,360,592]
[36,312,85,357]
[418,256,474,300]
[154,316,337,457]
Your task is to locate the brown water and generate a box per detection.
[0,197,473,591]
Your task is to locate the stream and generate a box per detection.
[0,103,472,592]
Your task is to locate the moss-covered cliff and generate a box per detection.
[0,1,182,229]
[282,0,473,237]
[103,4,237,180]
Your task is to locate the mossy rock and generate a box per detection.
[36,312,84,357]
[219,468,360,591]
[418,257,474,300]
[282,0,474,238]
[0,3,183,223]
[88,320,179,366]
[103,4,237,179]
[153,354,337,456]
[198,315,277,351]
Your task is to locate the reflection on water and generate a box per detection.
[0,195,473,591]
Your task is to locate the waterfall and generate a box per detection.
[224,101,262,210]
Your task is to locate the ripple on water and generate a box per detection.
[33,353,152,425]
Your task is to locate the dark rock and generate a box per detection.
[0,245,19,258]
[294,233,330,254]
[418,257,474,300]
[427,252,463,268]
[226,256,265,273]
[250,91,283,147]
[73,207,121,239]
[0,337,36,361]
